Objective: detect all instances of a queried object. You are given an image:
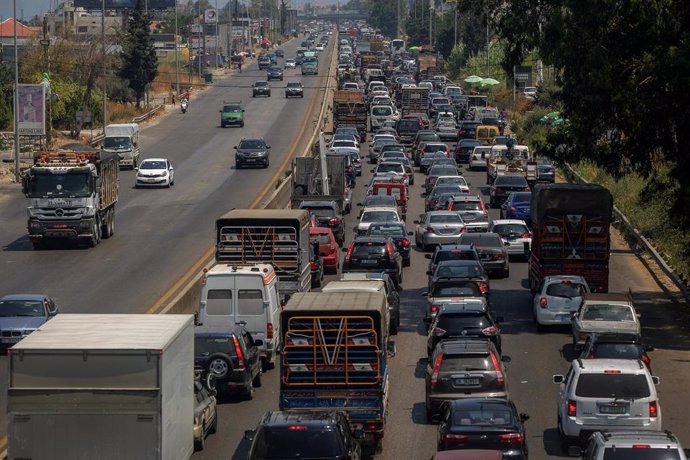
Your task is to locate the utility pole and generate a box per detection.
[198,1,202,78]
[13,0,19,182]
[396,0,400,38]
[429,6,433,49]
[485,3,489,76]
[454,7,457,47]
[41,18,51,147]
[102,0,107,127]
[175,0,179,96]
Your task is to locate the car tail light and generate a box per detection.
[330,243,335,251]
[490,352,505,385]
[398,239,410,247]
[493,252,505,260]
[233,335,245,370]
[567,400,577,416]
[641,354,651,368]
[510,206,518,211]
[498,433,524,444]
[432,327,447,337]
[520,232,531,238]
[430,304,441,314]
[649,401,658,418]
[482,325,499,336]
[329,217,341,226]
[267,323,274,340]
[310,260,318,270]
[426,226,436,234]
[444,433,468,442]
[633,445,651,449]
[345,243,354,261]
[523,187,530,191]
[386,243,394,257]
[478,281,489,294]
[288,425,308,431]
[430,354,443,389]
[539,297,548,308]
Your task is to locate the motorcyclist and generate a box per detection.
[183,89,190,102]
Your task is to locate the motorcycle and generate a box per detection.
[180,98,188,114]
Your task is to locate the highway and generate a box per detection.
[0,36,334,449]
[1,32,689,460]
[191,136,690,459]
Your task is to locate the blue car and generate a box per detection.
[0,294,59,350]
[500,191,532,224]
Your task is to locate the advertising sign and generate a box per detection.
[17,84,46,136]
[205,9,218,24]
[74,0,176,9]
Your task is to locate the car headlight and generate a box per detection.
[161,171,168,176]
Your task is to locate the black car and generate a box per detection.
[481,116,505,134]
[426,259,488,293]
[234,137,271,169]
[252,80,271,97]
[194,325,263,400]
[457,120,481,140]
[366,222,412,266]
[457,232,510,278]
[489,175,530,207]
[426,299,503,355]
[342,236,403,288]
[579,332,654,370]
[426,339,510,421]
[295,55,304,66]
[266,66,284,81]
[245,411,363,460]
[437,398,529,458]
[425,244,480,284]
[536,157,555,183]
[298,200,345,246]
[454,139,481,163]
[285,82,304,98]
[275,49,285,57]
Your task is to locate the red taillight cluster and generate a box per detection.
[539,297,548,308]
[345,243,354,260]
[444,433,468,443]
[567,400,577,416]
[267,323,274,340]
[310,260,318,270]
[233,336,245,370]
[430,304,441,314]
[490,352,505,385]
[397,239,410,247]
[498,432,524,444]
[426,226,436,234]
[478,281,489,294]
[520,232,531,238]
[386,243,394,257]
[329,217,341,226]
[482,325,499,336]
[649,401,658,418]
[432,327,447,337]
[430,354,443,389]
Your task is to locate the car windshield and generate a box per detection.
[590,343,644,360]
[493,223,529,237]
[372,107,392,116]
[362,211,397,222]
[459,235,502,248]
[425,144,447,152]
[495,176,528,186]
[453,200,481,211]
[0,300,45,317]
[452,406,514,427]
[223,105,241,112]
[140,161,167,170]
[239,140,266,149]
[429,214,462,224]
[194,335,236,356]
[436,263,483,278]
[104,136,132,150]
[582,304,634,321]
[255,82,268,87]
[441,355,492,372]
[575,374,651,398]
[252,428,344,459]
[369,225,405,237]
[287,83,301,88]
[431,283,482,297]
[29,172,91,197]
[546,282,587,298]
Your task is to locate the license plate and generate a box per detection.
[1,337,20,343]
[146,178,158,182]
[558,315,570,323]
[453,377,480,386]
[599,405,627,414]
[360,259,378,265]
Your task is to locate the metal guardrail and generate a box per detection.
[563,162,689,301]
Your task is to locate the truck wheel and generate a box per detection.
[108,212,115,237]
[240,121,244,127]
[88,218,101,247]
[390,318,398,335]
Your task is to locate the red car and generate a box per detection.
[309,227,340,274]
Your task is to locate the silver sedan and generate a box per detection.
[414,211,466,251]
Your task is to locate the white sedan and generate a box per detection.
[135,158,175,188]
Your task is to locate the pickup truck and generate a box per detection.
[571,293,641,347]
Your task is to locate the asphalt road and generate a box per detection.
[0,36,335,447]
[193,136,690,460]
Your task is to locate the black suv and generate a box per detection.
[342,236,403,289]
[298,200,345,246]
[425,244,480,289]
[366,222,412,266]
[579,332,654,370]
[489,174,530,207]
[245,411,363,460]
[426,339,510,421]
[285,82,304,98]
[457,120,481,140]
[252,80,271,97]
[426,259,489,293]
[266,66,284,81]
[234,137,271,169]
[194,325,263,400]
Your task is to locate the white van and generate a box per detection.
[197,264,281,368]
[370,105,397,130]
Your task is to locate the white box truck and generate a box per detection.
[7,314,195,460]
[103,123,140,169]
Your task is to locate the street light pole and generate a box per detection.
[102,0,107,127]
[13,0,19,182]
[175,0,179,96]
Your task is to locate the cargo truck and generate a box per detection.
[279,292,394,453]
[215,209,312,296]
[333,90,368,139]
[527,183,613,293]
[103,123,140,169]
[7,314,195,460]
[400,87,430,117]
[22,149,118,249]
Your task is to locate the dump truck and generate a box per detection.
[400,86,430,116]
[333,90,368,139]
[7,314,195,460]
[527,183,613,293]
[215,209,312,295]
[279,291,394,453]
[22,149,118,249]
[103,123,140,169]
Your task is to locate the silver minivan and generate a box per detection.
[197,264,281,369]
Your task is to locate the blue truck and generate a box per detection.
[279,291,394,452]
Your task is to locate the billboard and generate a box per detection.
[205,9,218,24]
[73,0,176,9]
[17,84,46,136]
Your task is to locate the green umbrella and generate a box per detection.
[409,46,419,51]
[481,77,500,86]
[464,75,483,84]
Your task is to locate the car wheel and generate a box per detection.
[207,355,231,380]
[240,121,244,127]
[209,407,218,434]
[235,161,242,169]
[390,317,398,335]
[252,366,262,387]
[503,268,510,278]
[268,92,271,97]
[301,94,304,98]
[244,380,254,400]
[194,423,206,451]
[403,258,410,267]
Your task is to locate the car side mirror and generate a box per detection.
[356,202,362,206]
[408,231,414,236]
[519,413,530,423]
[49,309,58,316]
[501,355,511,363]
[421,292,428,297]
[134,167,139,171]
[254,339,264,347]
[219,110,222,113]
[652,376,661,385]
[413,220,420,224]
[244,430,256,441]
[267,146,271,149]
[424,254,432,259]
[552,374,565,384]
[425,270,432,275]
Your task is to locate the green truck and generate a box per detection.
[219,101,245,128]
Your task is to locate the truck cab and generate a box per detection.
[198,264,281,369]
[102,123,140,169]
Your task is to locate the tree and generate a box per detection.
[368,0,401,38]
[118,0,158,108]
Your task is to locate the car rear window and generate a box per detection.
[603,449,681,460]
[434,250,477,263]
[425,143,447,152]
[369,225,405,237]
[437,313,490,331]
[459,234,502,248]
[352,243,386,257]
[438,177,467,186]
[304,207,336,218]
[575,374,651,398]
[194,335,236,356]
[492,223,529,237]
[429,214,462,224]
[452,407,513,426]
[546,282,587,298]
[205,289,232,315]
[362,211,397,222]
[511,192,531,202]
[591,343,644,360]
[377,163,404,173]
[431,283,482,297]
[436,263,483,278]
[429,167,457,176]
[238,289,263,316]
[252,428,344,458]
[441,355,492,372]
[495,176,528,186]
[452,200,481,211]
[582,305,634,321]
[397,120,419,130]
[310,233,331,245]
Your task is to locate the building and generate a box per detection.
[46,2,124,38]
[0,18,40,46]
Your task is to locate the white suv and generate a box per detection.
[577,430,687,459]
[552,359,661,450]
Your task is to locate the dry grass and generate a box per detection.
[151,63,204,94]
